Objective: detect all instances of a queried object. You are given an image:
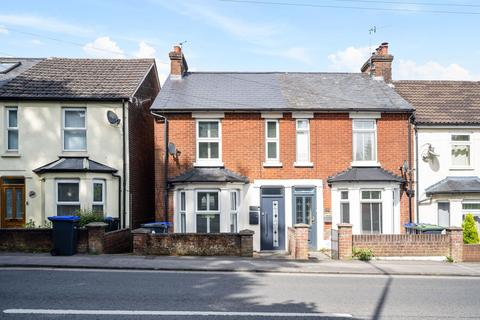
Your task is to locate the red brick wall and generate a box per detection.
[154,112,413,232]
[463,244,480,262]
[129,66,160,228]
[104,229,132,254]
[352,234,449,257]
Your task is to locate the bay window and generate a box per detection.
[230,190,239,233]
[196,120,221,164]
[353,119,376,162]
[340,191,350,224]
[63,108,86,151]
[179,191,186,233]
[56,180,80,216]
[196,191,220,233]
[361,190,382,234]
[451,134,470,168]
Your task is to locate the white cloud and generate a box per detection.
[327,46,371,72]
[396,59,478,80]
[30,39,43,45]
[134,41,156,58]
[0,25,8,34]
[83,37,125,58]
[156,60,170,85]
[0,14,93,36]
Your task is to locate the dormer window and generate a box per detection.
[0,62,20,74]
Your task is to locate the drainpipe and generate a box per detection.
[407,113,414,224]
[113,173,122,227]
[415,126,419,224]
[122,99,127,228]
[150,110,169,223]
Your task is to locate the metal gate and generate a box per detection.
[331,229,339,260]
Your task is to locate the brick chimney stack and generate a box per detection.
[169,44,188,79]
[361,42,393,83]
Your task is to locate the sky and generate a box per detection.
[1,0,480,83]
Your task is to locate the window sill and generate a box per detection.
[449,167,474,171]
[1,152,21,158]
[263,162,283,168]
[351,161,380,167]
[294,161,313,168]
[194,161,224,168]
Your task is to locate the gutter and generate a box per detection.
[113,173,122,227]
[122,99,127,228]
[407,113,414,224]
[415,124,419,224]
[150,110,169,224]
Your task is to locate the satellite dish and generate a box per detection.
[107,110,121,126]
[168,143,177,156]
[421,143,439,162]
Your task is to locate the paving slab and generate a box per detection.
[0,252,479,276]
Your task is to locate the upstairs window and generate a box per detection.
[451,134,470,168]
[353,119,376,162]
[63,108,86,151]
[5,107,18,151]
[296,119,310,164]
[265,120,279,163]
[196,120,221,164]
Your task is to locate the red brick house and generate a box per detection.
[151,43,414,251]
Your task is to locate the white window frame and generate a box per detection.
[294,119,312,167]
[55,179,80,215]
[360,190,383,234]
[92,179,105,214]
[195,190,220,233]
[62,108,87,152]
[340,190,350,224]
[179,191,186,233]
[264,119,280,166]
[230,190,239,233]
[195,119,222,166]
[5,107,19,152]
[450,133,472,170]
[352,119,377,166]
[462,200,480,212]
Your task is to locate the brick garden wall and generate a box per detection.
[132,230,254,257]
[463,244,480,262]
[154,112,412,235]
[104,229,132,254]
[352,234,449,257]
[0,228,88,253]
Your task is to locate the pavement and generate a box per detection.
[1,252,480,276]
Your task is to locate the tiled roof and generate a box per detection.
[152,72,413,112]
[169,167,249,184]
[0,58,44,87]
[0,58,155,100]
[327,167,404,184]
[33,157,117,174]
[394,80,480,125]
[425,176,480,196]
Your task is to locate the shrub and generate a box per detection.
[353,247,374,261]
[24,219,52,229]
[75,209,104,227]
[463,214,480,244]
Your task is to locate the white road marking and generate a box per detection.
[3,309,352,318]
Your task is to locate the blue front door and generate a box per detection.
[260,187,285,251]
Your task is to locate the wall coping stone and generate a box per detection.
[446,227,463,232]
[239,229,255,235]
[293,224,309,228]
[85,222,108,228]
[131,228,151,234]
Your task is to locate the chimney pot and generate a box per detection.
[174,45,182,54]
[361,41,393,83]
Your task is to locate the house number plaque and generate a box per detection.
[272,201,279,247]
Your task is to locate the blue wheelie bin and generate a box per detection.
[48,216,80,256]
[141,222,173,234]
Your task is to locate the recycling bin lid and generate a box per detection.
[141,222,173,227]
[104,216,114,221]
[48,216,80,222]
[404,223,416,228]
[413,223,445,231]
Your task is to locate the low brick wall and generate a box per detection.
[463,244,480,262]
[0,228,88,253]
[353,234,450,257]
[287,224,309,260]
[132,229,254,257]
[104,229,132,254]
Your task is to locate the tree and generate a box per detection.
[462,214,480,244]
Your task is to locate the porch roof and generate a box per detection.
[327,167,403,184]
[425,176,480,196]
[33,157,117,174]
[169,167,249,184]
